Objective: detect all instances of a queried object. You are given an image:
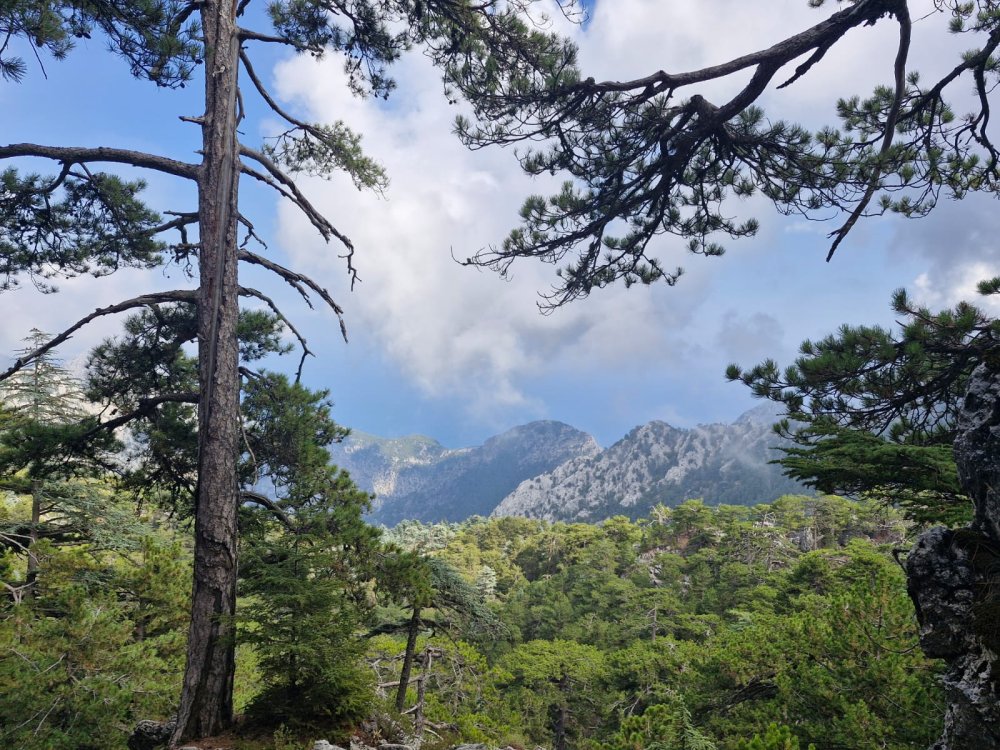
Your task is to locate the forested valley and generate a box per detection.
[1,464,942,750]
[4,0,1000,749]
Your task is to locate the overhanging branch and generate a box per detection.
[826,1,911,261]
[0,143,200,180]
[572,0,898,98]
[0,290,197,382]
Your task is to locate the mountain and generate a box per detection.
[492,404,806,522]
[327,421,601,525]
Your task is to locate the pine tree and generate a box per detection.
[727,280,1000,524]
[237,373,380,731]
[0,330,119,598]
[728,277,1000,748]
[1,3,579,740]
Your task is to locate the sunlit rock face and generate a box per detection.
[493,404,805,522]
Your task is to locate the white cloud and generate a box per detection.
[0,265,191,387]
[269,43,721,420]
[912,263,1000,314]
[263,0,989,426]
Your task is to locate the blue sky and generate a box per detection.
[3,0,998,448]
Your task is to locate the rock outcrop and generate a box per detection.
[907,363,1000,749]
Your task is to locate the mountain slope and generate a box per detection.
[328,421,601,525]
[492,405,805,521]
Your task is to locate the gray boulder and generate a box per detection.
[127,720,176,750]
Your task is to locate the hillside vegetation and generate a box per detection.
[1,488,942,749]
[375,496,941,750]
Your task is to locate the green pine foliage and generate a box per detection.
[728,278,1000,525]
[0,332,946,749]
[604,698,717,750]
[0,502,190,750]
[365,497,941,750]
[237,373,381,733]
[0,484,942,749]
[735,724,813,750]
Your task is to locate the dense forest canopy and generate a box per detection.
[1,487,943,750]
[3,1,1000,749]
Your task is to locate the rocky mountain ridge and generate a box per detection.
[493,404,804,521]
[330,406,805,525]
[327,421,600,525]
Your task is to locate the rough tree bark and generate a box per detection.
[171,0,243,743]
[907,361,1000,750]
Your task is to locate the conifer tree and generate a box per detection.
[727,280,1000,523]
[729,278,1000,748]
[238,373,379,731]
[387,554,504,712]
[0,330,120,597]
[0,1,580,740]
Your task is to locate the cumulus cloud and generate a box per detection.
[263,0,987,427]
[871,189,1000,315]
[268,39,719,420]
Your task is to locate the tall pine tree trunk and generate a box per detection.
[907,362,1000,749]
[172,0,242,742]
[552,673,569,750]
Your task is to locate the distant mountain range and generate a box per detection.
[328,421,600,526]
[328,405,807,525]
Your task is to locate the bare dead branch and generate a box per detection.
[238,285,313,379]
[237,214,268,251]
[827,2,911,261]
[238,145,356,260]
[238,249,349,342]
[0,143,200,180]
[239,48,315,135]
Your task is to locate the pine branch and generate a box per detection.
[237,27,324,55]
[0,291,197,383]
[575,0,897,97]
[242,490,296,531]
[827,2,911,261]
[238,146,357,283]
[0,144,200,180]
[238,249,348,341]
[238,285,313,379]
[84,392,199,438]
